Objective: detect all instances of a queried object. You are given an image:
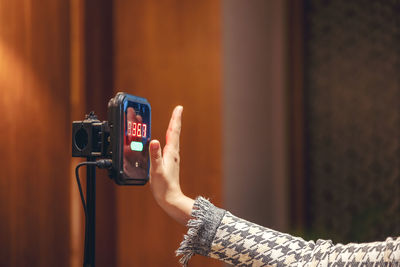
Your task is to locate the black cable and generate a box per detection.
[75,162,97,218]
[75,160,112,216]
[75,161,97,264]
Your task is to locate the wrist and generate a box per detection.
[154,185,183,207]
[158,190,185,211]
[159,193,195,225]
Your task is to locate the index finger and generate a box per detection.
[165,106,183,152]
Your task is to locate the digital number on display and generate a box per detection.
[127,121,147,138]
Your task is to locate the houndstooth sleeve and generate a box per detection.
[176,197,400,266]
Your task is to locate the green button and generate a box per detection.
[130,141,143,151]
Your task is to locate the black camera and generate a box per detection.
[72,92,151,185]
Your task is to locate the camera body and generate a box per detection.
[72,113,111,158]
[72,92,151,185]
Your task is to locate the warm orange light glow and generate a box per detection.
[69,0,85,266]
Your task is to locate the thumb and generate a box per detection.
[149,140,163,172]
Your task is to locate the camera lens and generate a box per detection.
[75,128,88,150]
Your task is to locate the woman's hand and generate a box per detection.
[149,106,194,225]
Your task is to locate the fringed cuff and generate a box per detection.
[176,196,226,266]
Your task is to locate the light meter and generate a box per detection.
[108,93,151,185]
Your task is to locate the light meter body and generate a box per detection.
[108,93,151,185]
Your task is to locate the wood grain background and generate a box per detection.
[0,0,71,266]
[0,0,222,266]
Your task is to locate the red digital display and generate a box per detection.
[127,121,147,138]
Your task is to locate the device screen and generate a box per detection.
[123,101,151,180]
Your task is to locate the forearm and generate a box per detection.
[177,197,400,266]
[210,212,400,266]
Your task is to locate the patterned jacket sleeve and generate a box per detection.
[176,197,400,266]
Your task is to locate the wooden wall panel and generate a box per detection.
[0,0,71,266]
[113,1,223,266]
[0,1,223,266]
[69,0,85,266]
[83,1,116,266]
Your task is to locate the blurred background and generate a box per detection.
[0,0,399,266]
